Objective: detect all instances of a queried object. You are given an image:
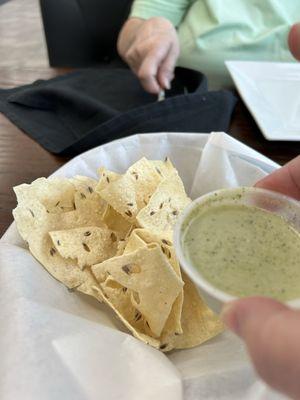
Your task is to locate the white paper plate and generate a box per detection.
[1,132,286,400]
[226,61,300,141]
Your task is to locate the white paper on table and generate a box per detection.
[0,132,288,400]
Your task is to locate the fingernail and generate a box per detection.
[164,79,170,90]
[220,302,240,335]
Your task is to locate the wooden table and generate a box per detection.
[0,0,299,237]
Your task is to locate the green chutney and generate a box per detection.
[182,204,300,301]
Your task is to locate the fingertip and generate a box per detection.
[221,297,287,338]
[288,23,300,61]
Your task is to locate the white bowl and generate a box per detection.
[174,187,300,314]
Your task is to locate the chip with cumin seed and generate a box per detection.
[13,202,98,293]
[70,175,106,216]
[92,283,160,349]
[14,177,76,214]
[97,158,162,222]
[102,206,133,240]
[95,167,121,192]
[49,226,118,270]
[168,272,224,351]
[149,158,176,179]
[132,228,183,336]
[122,230,147,254]
[136,171,191,234]
[92,244,184,337]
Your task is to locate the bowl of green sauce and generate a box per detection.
[174,187,300,314]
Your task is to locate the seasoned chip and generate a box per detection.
[13,203,97,291]
[150,158,176,179]
[96,167,121,192]
[167,272,224,351]
[136,171,191,234]
[102,206,133,240]
[123,230,147,254]
[70,175,106,215]
[132,228,183,335]
[97,158,162,222]
[49,226,118,269]
[14,177,76,214]
[92,283,160,349]
[92,244,184,337]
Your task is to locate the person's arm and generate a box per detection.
[130,0,191,28]
[222,156,300,399]
[117,0,191,93]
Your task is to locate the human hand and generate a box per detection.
[289,23,300,61]
[221,155,300,399]
[117,17,180,94]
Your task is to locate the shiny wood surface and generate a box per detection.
[0,0,299,237]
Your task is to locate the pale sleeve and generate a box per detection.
[130,0,192,27]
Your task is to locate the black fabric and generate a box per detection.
[40,0,133,66]
[0,67,237,157]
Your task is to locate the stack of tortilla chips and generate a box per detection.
[13,157,223,352]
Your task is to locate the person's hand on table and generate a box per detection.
[221,155,300,400]
[117,17,180,94]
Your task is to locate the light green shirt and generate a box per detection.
[130,0,300,88]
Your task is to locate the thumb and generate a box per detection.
[222,297,300,399]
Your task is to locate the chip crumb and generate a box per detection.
[82,243,91,252]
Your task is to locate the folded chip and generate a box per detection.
[92,244,184,337]
[136,171,191,235]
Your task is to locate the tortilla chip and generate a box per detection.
[49,226,118,269]
[91,283,160,349]
[102,206,133,240]
[13,177,107,293]
[167,272,224,351]
[70,175,106,215]
[150,158,176,179]
[97,158,162,223]
[14,177,76,214]
[123,230,147,254]
[136,171,191,235]
[92,244,184,337]
[133,229,183,336]
[96,167,121,192]
[13,203,95,290]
